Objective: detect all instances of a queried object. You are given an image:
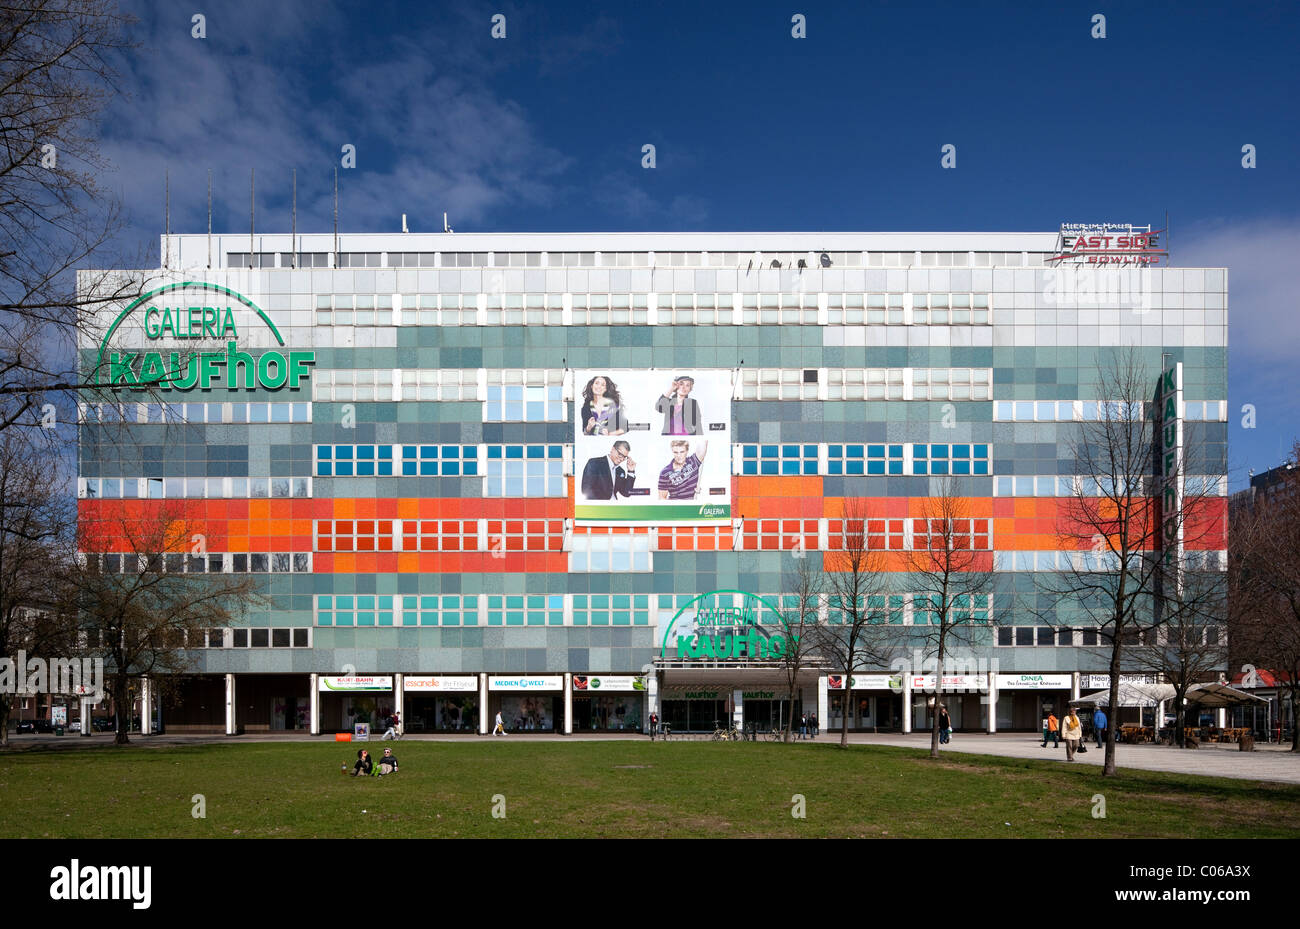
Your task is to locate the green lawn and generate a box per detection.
[1,740,1297,838]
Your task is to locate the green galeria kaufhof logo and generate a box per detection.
[93,282,314,392]
[660,589,795,660]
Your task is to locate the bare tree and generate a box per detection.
[1230,443,1300,752]
[0,432,71,744]
[1127,568,1229,747]
[775,554,824,743]
[1038,349,1226,774]
[815,498,899,748]
[0,1,146,434]
[65,500,259,744]
[905,477,995,759]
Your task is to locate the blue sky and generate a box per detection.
[99,0,1300,487]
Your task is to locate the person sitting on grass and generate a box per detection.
[350,748,374,777]
[378,747,399,775]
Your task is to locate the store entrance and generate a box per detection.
[742,698,792,730]
[661,699,727,732]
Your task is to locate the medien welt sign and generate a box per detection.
[659,590,795,660]
[94,282,314,391]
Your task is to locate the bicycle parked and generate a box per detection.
[710,719,744,742]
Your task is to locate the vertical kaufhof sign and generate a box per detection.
[1156,362,1183,584]
[93,282,314,391]
[1048,223,1167,266]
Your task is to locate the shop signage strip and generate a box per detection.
[404,676,479,692]
[319,676,394,692]
[572,675,646,692]
[996,674,1073,690]
[488,676,564,691]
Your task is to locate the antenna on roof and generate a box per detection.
[444,212,453,234]
[291,168,297,267]
[402,213,409,234]
[163,167,170,269]
[206,169,212,269]
[333,167,339,265]
[249,168,255,269]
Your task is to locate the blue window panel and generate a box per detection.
[548,446,562,458]
[828,461,842,475]
[335,462,354,476]
[931,445,949,458]
[803,445,817,457]
[378,461,393,476]
[504,402,524,420]
[506,476,525,496]
[378,612,393,626]
[378,446,392,459]
[319,447,332,459]
[847,461,864,475]
[782,445,798,457]
[913,445,927,458]
[914,462,927,475]
[402,462,416,476]
[506,611,524,626]
[953,460,971,475]
[526,446,544,459]
[441,446,458,459]
[761,445,778,458]
[889,445,903,458]
[420,461,437,476]
[357,461,375,476]
[932,461,949,475]
[486,403,502,420]
[336,446,353,460]
[526,401,544,420]
[953,445,970,458]
[761,460,778,475]
[487,446,502,459]
[745,445,758,457]
[334,613,353,626]
[975,445,989,458]
[358,446,374,459]
[356,612,375,627]
[744,461,758,475]
[441,462,460,476]
[337,597,354,610]
[781,460,799,475]
[319,596,333,609]
[868,445,885,458]
[506,446,524,459]
[867,460,885,475]
[974,461,989,475]
[802,461,818,474]
[403,446,417,459]
[418,445,435,458]
[458,461,475,476]
[888,461,903,475]
[847,445,864,458]
[467,446,480,459]
[317,612,333,627]
[317,462,332,476]
[573,611,588,626]
[828,445,842,457]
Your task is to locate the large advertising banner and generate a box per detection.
[574,370,732,524]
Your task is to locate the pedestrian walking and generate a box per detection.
[382,711,401,741]
[649,712,658,741]
[1093,707,1108,748]
[1062,709,1083,761]
[938,705,952,744]
[799,713,808,740]
[1042,712,1059,748]
[492,710,507,736]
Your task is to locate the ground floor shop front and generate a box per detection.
[91,669,1212,737]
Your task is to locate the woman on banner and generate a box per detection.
[581,375,628,436]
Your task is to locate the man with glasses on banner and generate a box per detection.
[581,440,638,500]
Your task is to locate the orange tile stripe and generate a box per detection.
[78,485,1226,564]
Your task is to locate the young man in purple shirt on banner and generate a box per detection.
[658,439,708,500]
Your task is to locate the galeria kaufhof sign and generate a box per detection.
[93,282,314,391]
[659,590,796,660]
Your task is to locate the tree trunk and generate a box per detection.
[0,696,9,748]
[113,674,130,745]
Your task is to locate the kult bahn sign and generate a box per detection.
[93,282,314,391]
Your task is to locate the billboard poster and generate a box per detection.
[574,370,732,524]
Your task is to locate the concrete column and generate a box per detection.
[140,676,152,735]
[393,673,404,736]
[817,676,828,733]
[1070,672,1080,703]
[309,674,320,736]
[646,667,659,729]
[563,673,573,735]
[987,674,998,734]
[901,676,913,734]
[225,673,236,736]
[479,673,489,734]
